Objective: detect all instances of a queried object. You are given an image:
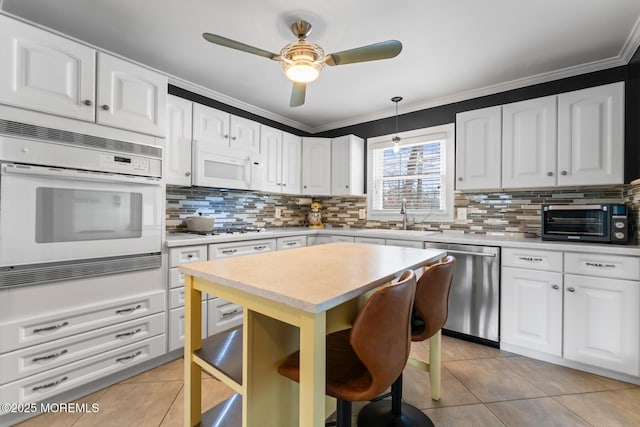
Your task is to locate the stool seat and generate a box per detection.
[277,270,417,427]
[278,329,374,402]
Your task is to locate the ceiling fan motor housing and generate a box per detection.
[280,41,325,83]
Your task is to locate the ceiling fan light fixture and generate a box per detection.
[280,41,324,83]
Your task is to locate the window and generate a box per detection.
[367,123,455,222]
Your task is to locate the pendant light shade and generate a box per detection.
[391,96,403,153]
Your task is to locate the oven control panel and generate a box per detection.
[100,154,151,174]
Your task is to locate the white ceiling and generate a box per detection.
[2,0,640,133]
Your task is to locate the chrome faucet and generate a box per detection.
[400,198,408,230]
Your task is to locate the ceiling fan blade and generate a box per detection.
[325,40,402,66]
[290,82,306,107]
[202,32,279,60]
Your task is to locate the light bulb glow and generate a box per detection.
[285,63,320,83]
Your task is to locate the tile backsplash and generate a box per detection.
[166,184,640,240]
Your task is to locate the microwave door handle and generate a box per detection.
[2,164,161,186]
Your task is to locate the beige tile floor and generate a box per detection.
[16,335,640,426]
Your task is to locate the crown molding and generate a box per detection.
[620,15,640,63]
[312,54,634,134]
[167,76,315,134]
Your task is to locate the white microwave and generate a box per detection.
[192,141,262,190]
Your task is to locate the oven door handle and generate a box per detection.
[2,164,161,186]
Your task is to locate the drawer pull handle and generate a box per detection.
[286,242,297,246]
[567,287,576,292]
[254,245,267,250]
[32,376,68,391]
[187,254,194,258]
[116,304,142,315]
[551,284,560,290]
[585,262,615,268]
[518,256,543,262]
[33,321,69,334]
[221,249,238,255]
[115,328,142,339]
[116,350,142,363]
[221,309,241,319]
[32,349,68,363]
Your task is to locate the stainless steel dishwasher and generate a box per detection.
[424,242,500,346]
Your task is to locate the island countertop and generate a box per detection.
[179,242,446,314]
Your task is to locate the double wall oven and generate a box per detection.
[0,119,163,288]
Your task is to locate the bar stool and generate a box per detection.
[277,270,417,427]
[357,255,456,427]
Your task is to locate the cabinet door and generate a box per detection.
[282,132,302,194]
[229,115,260,154]
[501,267,563,356]
[455,106,502,190]
[502,96,557,189]
[260,125,283,193]
[564,274,639,375]
[165,95,193,186]
[331,135,364,196]
[302,138,331,195]
[0,14,96,122]
[192,103,229,150]
[96,53,167,136]
[557,82,624,186]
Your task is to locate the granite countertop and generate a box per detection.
[166,227,640,256]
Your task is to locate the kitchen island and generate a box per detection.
[179,242,446,427]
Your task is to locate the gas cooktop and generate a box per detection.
[181,227,265,236]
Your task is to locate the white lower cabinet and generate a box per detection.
[0,335,165,404]
[501,267,563,356]
[208,239,276,258]
[0,313,165,384]
[276,235,307,250]
[501,247,640,377]
[168,303,207,352]
[207,298,243,336]
[563,274,639,376]
[307,235,355,245]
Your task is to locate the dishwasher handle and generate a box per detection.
[444,249,497,258]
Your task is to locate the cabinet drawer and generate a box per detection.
[0,313,164,385]
[0,291,165,353]
[354,237,385,245]
[385,239,423,248]
[276,236,307,250]
[168,287,207,309]
[564,252,640,280]
[208,299,243,336]
[168,303,207,352]
[0,335,165,404]
[169,245,207,268]
[168,267,184,289]
[209,239,276,258]
[502,248,563,272]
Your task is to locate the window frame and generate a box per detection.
[366,123,455,223]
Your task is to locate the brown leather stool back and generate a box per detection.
[411,256,456,341]
[350,269,417,398]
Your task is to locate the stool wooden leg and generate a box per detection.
[429,330,442,401]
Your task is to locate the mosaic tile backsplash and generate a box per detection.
[166,184,640,240]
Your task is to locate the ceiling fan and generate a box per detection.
[202,20,402,107]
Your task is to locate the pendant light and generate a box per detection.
[391,96,403,153]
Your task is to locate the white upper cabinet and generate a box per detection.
[230,115,260,154]
[557,82,624,186]
[301,137,332,195]
[96,53,167,136]
[331,135,364,196]
[281,131,302,194]
[0,15,168,136]
[502,96,557,189]
[0,14,96,122]
[164,95,193,186]
[192,103,259,155]
[259,127,301,194]
[260,125,283,193]
[455,106,502,190]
